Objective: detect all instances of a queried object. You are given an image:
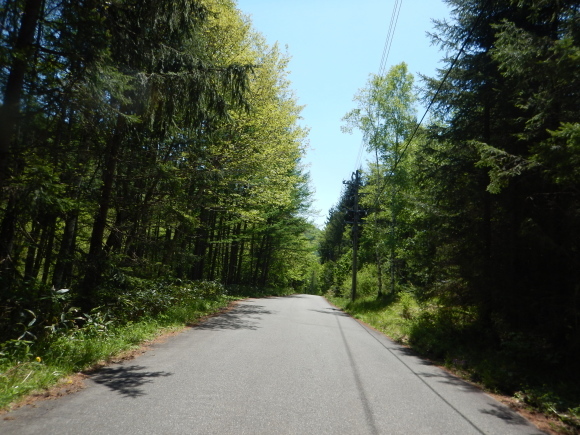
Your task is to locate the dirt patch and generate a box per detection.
[488,393,572,435]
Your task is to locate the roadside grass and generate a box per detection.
[328,292,416,343]
[328,292,580,434]
[0,289,236,411]
[0,281,303,411]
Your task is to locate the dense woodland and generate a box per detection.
[2,0,580,380]
[1,0,580,424]
[322,0,580,369]
[0,0,317,341]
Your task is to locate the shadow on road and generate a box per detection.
[194,303,275,331]
[416,370,481,393]
[308,308,350,317]
[91,365,172,398]
[392,346,433,362]
[480,403,532,426]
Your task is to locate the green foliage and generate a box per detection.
[351,264,378,298]
[342,62,417,159]
[323,5,580,428]
[339,63,420,299]
[0,340,35,365]
[335,0,580,372]
[327,292,417,348]
[537,122,580,187]
[516,388,580,431]
[0,275,303,410]
[0,0,315,337]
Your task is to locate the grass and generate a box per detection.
[328,292,416,343]
[328,292,580,434]
[0,295,235,410]
[0,281,300,411]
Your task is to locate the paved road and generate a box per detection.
[1,295,544,434]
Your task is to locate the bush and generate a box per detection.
[354,264,379,297]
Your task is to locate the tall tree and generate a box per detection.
[0,0,314,325]
[422,0,580,355]
[342,63,417,296]
[78,0,253,305]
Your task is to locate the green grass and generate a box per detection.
[328,292,580,434]
[0,280,301,411]
[0,295,235,410]
[328,292,417,343]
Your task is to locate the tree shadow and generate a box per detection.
[392,345,433,362]
[416,370,481,393]
[309,308,350,317]
[91,365,172,398]
[194,303,275,331]
[480,403,532,426]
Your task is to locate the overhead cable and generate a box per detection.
[353,0,402,173]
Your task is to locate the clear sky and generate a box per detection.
[235,0,452,228]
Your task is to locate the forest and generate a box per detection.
[320,0,579,428]
[0,0,317,342]
[1,0,579,429]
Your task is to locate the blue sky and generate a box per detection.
[235,0,452,227]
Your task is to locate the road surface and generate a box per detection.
[0,294,544,434]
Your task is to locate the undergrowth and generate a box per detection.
[0,279,292,410]
[328,292,580,434]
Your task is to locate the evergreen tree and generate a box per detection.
[0,0,314,333]
[423,0,580,357]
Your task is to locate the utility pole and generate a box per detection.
[344,170,362,302]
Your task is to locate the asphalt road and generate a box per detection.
[1,294,544,434]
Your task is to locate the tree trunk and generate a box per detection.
[376,245,383,298]
[260,236,273,286]
[0,193,20,282]
[81,114,126,306]
[0,0,43,186]
[105,208,128,255]
[24,218,41,280]
[52,210,79,290]
[209,214,223,281]
[235,222,246,283]
[191,208,209,279]
[479,99,494,331]
[41,216,57,284]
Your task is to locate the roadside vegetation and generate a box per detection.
[0,280,297,410]
[2,0,579,433]
[321,1,580,433]
[328,291,580,434]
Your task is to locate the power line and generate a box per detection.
[347,1,403,300]
[353,0,402,173]
[354,138,366,172]
[378,0,402,77]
